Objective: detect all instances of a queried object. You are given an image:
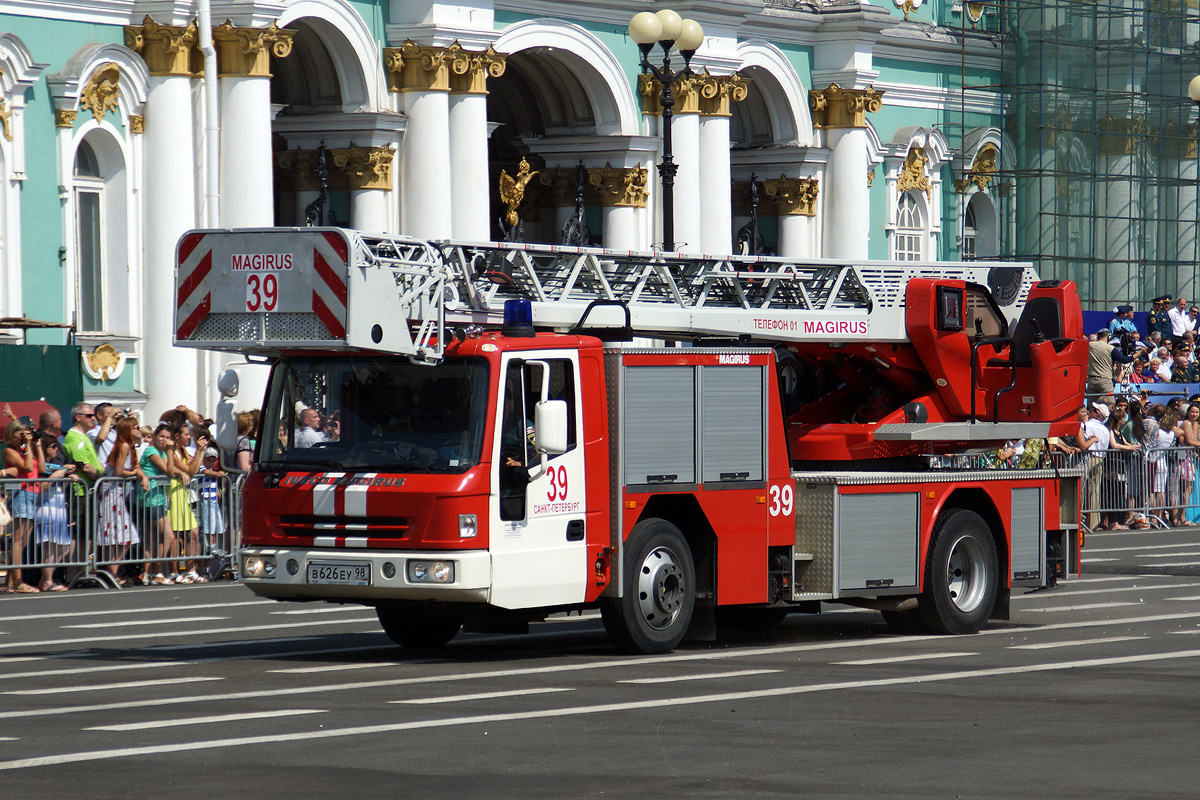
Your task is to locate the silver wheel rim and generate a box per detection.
[945,534,987,613]
[636,546,685,631]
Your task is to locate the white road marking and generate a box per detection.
[1023,602,1142,612]
[1151,561,1200,567]
[61,616,229,630]
[0,599,273,623]
[1083,558,1119,562]
[1135,551,1200,559]
[0,661,184,682]
[270,607,374,616]
[0,737,17,742]
[1086,543,1200,554]
[832,652,976,666]
[0,618,381,651]
[1067,576,1152,584]
[84,709,327,732]
[392,688,574,704]
[1009,636,1141,650]
[271,662,405,674]
[6,609,1200,722]
[619,669,781,684]
[5,648,1200,771]
[4,676,222,696]
[1014,581,1200,601]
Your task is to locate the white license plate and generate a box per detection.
[307,561,371,586]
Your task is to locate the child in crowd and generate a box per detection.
[196,446,227,562]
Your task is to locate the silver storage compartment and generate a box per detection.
[623,365,695,487]
[837,492,918,593]
[1010,487,1044,585]
[700,366,764,484]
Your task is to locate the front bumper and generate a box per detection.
[239,546,491,603]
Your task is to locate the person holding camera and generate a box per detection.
[62,402,104,485]
[33,434,82,591]
[2,420,43,593]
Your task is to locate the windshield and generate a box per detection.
[258,355,491,474]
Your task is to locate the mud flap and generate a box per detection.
[686,600,717,642]
[989,586,1011,621]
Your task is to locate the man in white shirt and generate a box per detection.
[294,407,328,448]
[1076,401,1111,531]
[87,403,118,465]
[1169,296,1194,337]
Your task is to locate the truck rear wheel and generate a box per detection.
[376,606,463,650]
[601,519,696,654]
[916,509,998,635]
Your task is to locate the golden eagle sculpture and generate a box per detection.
[498,158,538,229]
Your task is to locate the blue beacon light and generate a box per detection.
[502,298,536,338]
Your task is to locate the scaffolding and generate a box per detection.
[956,1,1200,311]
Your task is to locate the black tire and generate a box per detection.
[376,606,463,650]
[715,606,791,632]
[601,518,696,654]
[880,608,921,634]
[916,509,999,635]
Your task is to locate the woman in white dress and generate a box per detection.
[98,418,145,585]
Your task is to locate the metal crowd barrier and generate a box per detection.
[1077,445,1200,531]
[1,472,243,591]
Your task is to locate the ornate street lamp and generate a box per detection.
[629,9,704,252]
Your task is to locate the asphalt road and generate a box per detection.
[2,528,1200,799]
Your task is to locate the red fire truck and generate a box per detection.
[175,228,1086,654]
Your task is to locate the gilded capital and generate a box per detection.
[212,19,294,78]
[55,108,77,128]
[809,84,883,129]
[954,144,997,193]
[1164,122,1198,159]
[696,71,749,117]
[763,176,819,217]
[539,168,590,206]
[128,114,144,134]
[1098,115,1149,156]
[385,40,452,93]
[898,148,932,198]
[588,164,648,208]
[446,42,507,94]
[638,74,701,115]
[80,63,122,123]
[125,16,198,77]
[331,144,395,191]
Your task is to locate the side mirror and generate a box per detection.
[214,400,238,453]
[534,400,568,455]
[218,368,239,399]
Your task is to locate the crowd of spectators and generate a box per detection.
[0,402,261,594]
[1087,295,1200,394]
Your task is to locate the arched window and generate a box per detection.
[893,192,923,261]
[962,201,977,259]
[74,139,104,332]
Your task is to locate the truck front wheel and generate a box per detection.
[917,509,998,635]
[376,606,463,650]
[601,519,696,654]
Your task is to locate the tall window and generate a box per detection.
[74,140,103,332]
[962,201,977,259]
[893,192,923,261]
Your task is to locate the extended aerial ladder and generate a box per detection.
[176,227,1037,358]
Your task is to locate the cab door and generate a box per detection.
[489,351,588,609]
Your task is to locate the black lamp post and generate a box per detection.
[629,10,704,252]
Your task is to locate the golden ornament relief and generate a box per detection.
[809,84,884,129]
[763,176,819,217]
[80,63,122,123]
[897,147,932,198]
[588,164,648,208]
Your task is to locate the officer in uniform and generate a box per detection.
[1108,304,1137,336]
[1148,295,1171,338]
[1170,345,1200,383]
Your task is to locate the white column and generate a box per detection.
[449,92,490,241]
[698,115,732,255]
[1099,152,1136,304]
[351,190,390,232]
[671,112,701,253]
[143,74,199,415]
[603,207,639,251]
[219,76,274,226]
[777,214,808,258]
[1175,156,1198,300]
[822,127,870,260]
[401,89,452,239]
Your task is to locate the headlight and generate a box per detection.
[244,555,276,578]
[407,560,455,583]
[458,514,478,538]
